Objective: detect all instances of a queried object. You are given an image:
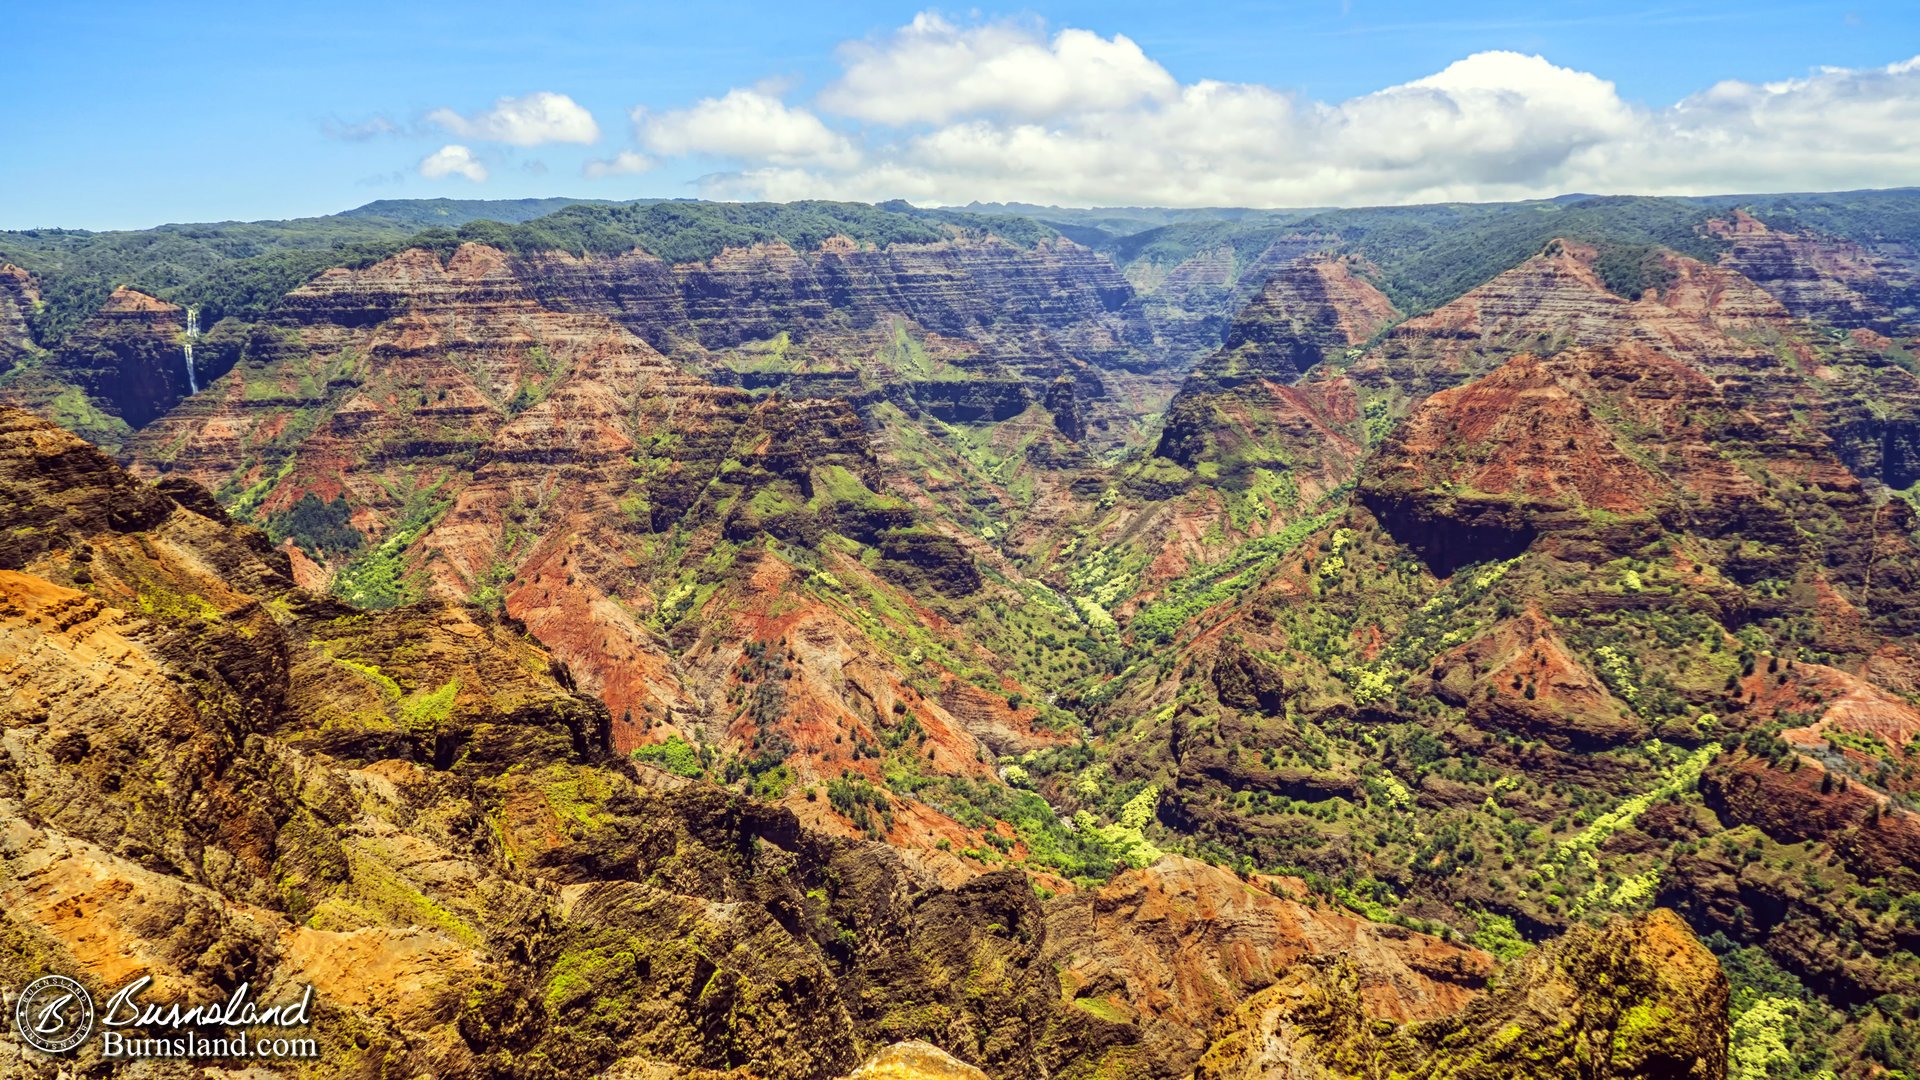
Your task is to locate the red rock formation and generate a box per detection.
[1359,343,1920,623]
[1352,239,1787,399]
[1708,210,1913,332]
[1418,608,1645,749]
[1044,855,1491,1068]
[1703,751,1920,890]
[124,243,1109,853]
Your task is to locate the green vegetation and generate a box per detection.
[1469,910,1532,961]
[1591,242,1681,299]
[825,772,895,840]
[332,482,452,609]
[219,458,296,522]
[1131,511,1334,642]
[919,773,1162,884]
[633,735,705,778]
[1071,785,1163,870]
[458,198,1055,264]
[399,678,459,733]
[1548,744,1719,870]
[1709,933,1845,1079]
[266,492,364,557]
[1099,194,1730,315]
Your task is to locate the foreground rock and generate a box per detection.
[1194,910,1729,1079]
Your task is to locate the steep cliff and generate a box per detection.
[510,236,1170,452]
[1123,236,1338,365]
[1194,910,1729,1079]
[1155,255,1392,479]
[45,288,193,428]
[0,262,38,372]
[1709,210,1916,333]
[1349,239,1789,400]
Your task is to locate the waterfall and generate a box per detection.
[183,306,199,394]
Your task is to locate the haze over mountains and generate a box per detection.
[3,187,1920,1077]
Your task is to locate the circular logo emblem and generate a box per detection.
[13,974,93,1054]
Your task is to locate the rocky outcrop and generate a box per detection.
[1357,349,1672,574]
[527,237,1148,364]
[1045,856,1491,1070]
[1701,751,1920,892]
[1350,239,1788,399]
[1709,210,1914,333]
[1180,256,1395,392]
[1358,344,1920,629]
[1154,256,1389,487]
[45,288,193,429]
[1193,910,1728,1080]
[1417,609,1645,749]
[841,1041,990,1080]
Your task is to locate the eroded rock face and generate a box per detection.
[1127,237,1338,365]
[1194,910,1729,1080]
[841,1041,991,1080]
[514,238,1171,450]
[1359,353,1644,574]
[128,241,1126,723]
[1358,345,1920,635]
[1044,856,1491,1070]
[1180,256,1396,393]
[1072,257,1393,610]
[1417,609,1646,750]
[1709,210,1914,333]
[1351,240,1788,400]
[47,288,192,429]
[1154,255,1388,484]
[1662,738,1920,1007]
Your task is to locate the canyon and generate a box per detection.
[3,190,1920,1076]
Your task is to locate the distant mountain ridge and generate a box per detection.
[337,195,631,227]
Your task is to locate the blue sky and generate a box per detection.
[5,1,1917,229]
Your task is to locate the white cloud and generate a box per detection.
[419,144,488,183]
[818,13,1177,125]
[1572,55,1920,194]
[428,92,600,146]
[636,89,859,168]
[618,11,1920,208]
[583,150,654,178]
